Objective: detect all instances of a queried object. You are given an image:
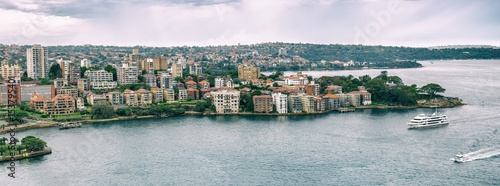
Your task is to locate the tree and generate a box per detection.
[307,76,313,82]
[19,102,32,111]
[0,137,7,145]
[142,70,147,75]
[21,136,47,152]
[115,107,132,116]
[91,101,115,119]
[14,110,28,123]
[80,66,88,78]
[21,71,35,81]
[104,65,117,81]
[49,63,63,79]
[16,145,25,154]
[0,146,6,156]
[420,83,446,98]
[175,76,185,84]
[138,75,145,83]
[193,102,206,112]
[39,78,52,85]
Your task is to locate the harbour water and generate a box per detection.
[2,60,500,185]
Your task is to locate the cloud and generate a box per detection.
[0,0,498,47]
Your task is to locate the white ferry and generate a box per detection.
[407,110,449,129]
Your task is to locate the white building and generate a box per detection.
[80,59,91,68]
[90,81,117,89]
[212,89,240,114]
[285,76,308,85]
[85,70,113,82]
[272,93,288,114]
[27,44,49,79]
[215,77,224,88]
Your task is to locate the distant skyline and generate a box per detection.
[0,0,499,47]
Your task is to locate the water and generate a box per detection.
[2,60,500,185]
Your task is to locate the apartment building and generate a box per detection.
[253,95,273,113]
[272,93,288,114]
[212,89,240,114]
[85,70,113,82]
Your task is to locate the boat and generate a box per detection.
[452,154,469,163]
[408,107,449,128]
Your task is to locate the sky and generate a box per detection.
[0,0,499,47]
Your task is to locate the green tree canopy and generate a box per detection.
[39,78,52,85]
[420,83,446,98]
[91,101,115,119]
[49,63,63,79]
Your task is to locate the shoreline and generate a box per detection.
[0,104,464,135]
[0,148,52,162]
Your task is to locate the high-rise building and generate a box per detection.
[171,62,183,78]
[68,63,80,84]
[129,49,142,75]
[306,81,319,96]
[142,58,154,74]
[238,64,260,80]
[153,56,168,70]
[57,59,70,79]
[117,64,138,85]
[27,44,49,79]
[272,93,288,114]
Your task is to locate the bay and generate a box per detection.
[2,60,500,185]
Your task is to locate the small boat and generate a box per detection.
[408,107,449,128]
[453,154,469,163]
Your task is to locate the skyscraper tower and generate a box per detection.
[27,44,49,79]
[129,49,142,75]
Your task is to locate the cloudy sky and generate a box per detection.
[0,0,498,47]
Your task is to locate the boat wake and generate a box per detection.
[453,147,500,162]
